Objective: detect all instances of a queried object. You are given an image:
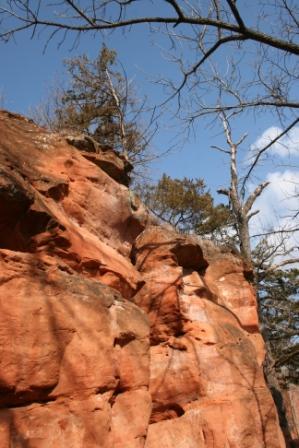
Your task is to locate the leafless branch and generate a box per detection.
[225,0,245,29]
[1,1,299,55]
[242,116,299,191]
[251,227,299,238]
[244,182,270,215]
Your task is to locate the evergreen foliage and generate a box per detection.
[38,46,151,165]
[259,268,299,385]
[137,174,232,236]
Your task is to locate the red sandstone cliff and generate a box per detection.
[0,110,287,447]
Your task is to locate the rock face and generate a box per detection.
[283,385,299,446]
[0,110,286,447]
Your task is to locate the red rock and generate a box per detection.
[0,397,111,448]
[133,226,284,447]
[145,397,286,448]
[111,390,152,448]
[204,257,259,332]
[0,110,287,447]
[0,249,150,446]
[64,133,133,187]
[0,110,149,298]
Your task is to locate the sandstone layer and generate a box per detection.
[0,110,286,447]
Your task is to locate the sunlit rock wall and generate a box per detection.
[0,110,285,447]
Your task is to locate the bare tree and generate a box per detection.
[1,1,298,55]
[1,1,298,428]
[32,46,160,174]
[1,1,298,170]
[1,1,298,248]
[214,112,299,411]
[216,111,299,270]
[1,2,298,101]
[1,0,298,261]
[216,112,269,266]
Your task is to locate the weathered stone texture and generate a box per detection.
[0,110,286,447]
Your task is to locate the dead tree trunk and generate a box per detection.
[216,112,269,269]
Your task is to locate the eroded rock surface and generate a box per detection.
[0,110,285,447]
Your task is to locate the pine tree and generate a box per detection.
[137,174,232,237]
[35,46,150,166]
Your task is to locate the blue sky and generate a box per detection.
[0,26,275,188]
[0,1,298,238]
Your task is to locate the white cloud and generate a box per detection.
[251,125,299,158]
[245,125,299,265]
[249,169,299,265]
[250,169,299,229]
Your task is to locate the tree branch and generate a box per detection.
[1,2,299,56]
[193,101,299,118]
[217,188,230,196]
[165,34,248,104]
[274,345,299,367]
[164,0,184,24]
[251,227,299,238]
[242,116,299,191]
[247,209,260,221]
[226,0,246,29]
[211,145,231,154]
[266,258,299,273]
[243,181,270,215]
[64,0,95,26]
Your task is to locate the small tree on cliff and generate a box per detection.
[137,174,232,237]
[34,46,156,167]
[2,1,298,146]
